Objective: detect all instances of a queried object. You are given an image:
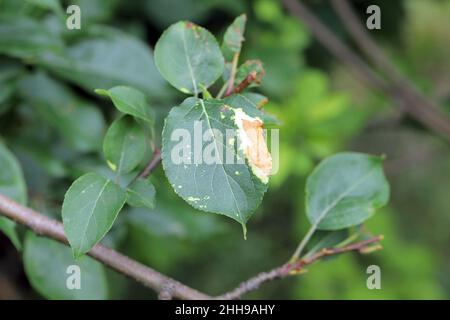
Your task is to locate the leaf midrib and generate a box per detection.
[199,100,245,224]
[181,26,198,95]
[78,179,109,253]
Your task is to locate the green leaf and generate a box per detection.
[67,0,119,23]
[0,143,27,249]
[0,218,21,250]
[62,173,126,258]
[0,143,27,203]
[103,116,147,175]
[19,72,105,152]
[0,61,23,115]
[0,15,63,59]
[306,152,390,230]
[154,21,224,94]
[235,60,265,86]
[126,178,156,209]
[96,86,154,124]
[23,232,108,299]
[241,92,268,109]
[38,30,169,100]
[222,14,247,61]
[162,98,269,234]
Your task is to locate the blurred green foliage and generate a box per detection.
[0,0,449,299]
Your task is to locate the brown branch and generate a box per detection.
[281,0,450,141]
[330,0,450,139]
[0,194,210,300]
[217,235,383,300]
[128,148,162,186]
[0,192,383,300]
[225,72,259,97]
[225,53,240,96]
[330,0,402,82]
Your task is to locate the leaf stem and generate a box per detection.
[216,82,228,99]
[225,52,239,96]
[290,224,317,262]
[127,148,161,187]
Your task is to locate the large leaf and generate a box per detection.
[103,116,147,175]
[162,98,269,233]
[23,233,108,299]
[62,173,126,258]
[96,86,154,124]
[154,21,224,94]
[306,152,390,230]
[0,143,27,249]
[38,31,169,100]
[222,14,246,61]
[18,72,105,152]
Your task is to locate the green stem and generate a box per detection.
[216,82,228,99]
[290,225,317,262]
[225,53,239,96]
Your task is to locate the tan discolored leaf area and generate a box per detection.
[234,108,272,184]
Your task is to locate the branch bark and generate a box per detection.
[0,193,382,300]
[0,194,210,300]
[281,0,450,141]
[217,235,383,300]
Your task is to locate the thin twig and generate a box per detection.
[0,194,210,300]
[128,148,162,186]
[0,192,383,300]
[218,235,383,300]
[225,72,259,97]
[281,0,450,141]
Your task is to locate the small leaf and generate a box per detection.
[306,152,390,230]
[96,86,154,124]
[62,173,126,258]
[23,232,108,299]
[103,116,147,175]
[126,178,156,209]
[241,92,269,109]
[162,98,269,233]
[304,230,349,258]
[0,218,21,250]
[222,14,247,61]
[235,60,265,87]
[0,143,27,249]
[154,21,224,94]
